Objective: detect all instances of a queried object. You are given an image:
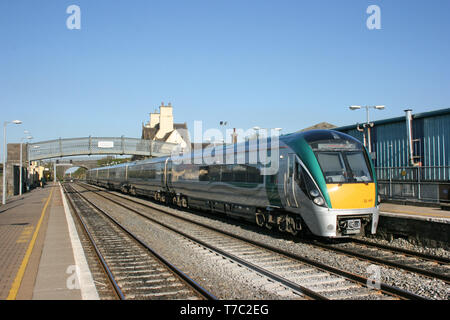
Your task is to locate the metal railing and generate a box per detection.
[376,166,450,203]
[28,136,179,161]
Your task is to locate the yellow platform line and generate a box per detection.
[6,186,54,300]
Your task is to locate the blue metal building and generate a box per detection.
[334,108,450,202]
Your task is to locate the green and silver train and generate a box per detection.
[87,130,379,238]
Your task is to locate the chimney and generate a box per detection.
[404,109,414,166]
[156,101,174,139]
[149,108,160,128]
[232,128,238,144]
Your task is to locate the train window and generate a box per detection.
[298,170,308,196]
[288,154,295,177]
[265,174,277,185]
[316,152,346,183]
[221,165,233,182]
[142,164,154,179]
[247,165,263,184]
[315,151,373,183]
[233,164,247,182]
[129,167,137,179]
[295,161,301,181]
[136,166,143,179]
[345,152,373,182]
[209,165,221,182]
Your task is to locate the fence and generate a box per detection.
[376,166,450,203]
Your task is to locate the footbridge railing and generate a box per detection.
[28,136,178,161]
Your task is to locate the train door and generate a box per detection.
[284,153,299,208]
[164,158,174,193]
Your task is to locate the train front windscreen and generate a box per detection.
[305,132,376,210]
[314,150,373,184]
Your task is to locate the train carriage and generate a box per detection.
[86,130,379,238]
[127,158,167,197]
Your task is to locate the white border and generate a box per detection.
[59,183,100,300]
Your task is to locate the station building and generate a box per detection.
[141,102,190,152]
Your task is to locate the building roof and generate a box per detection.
[141,124,159,140]
[298,122,337,132]
[334,107,450,132]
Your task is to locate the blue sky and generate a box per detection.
[1,0,449,159]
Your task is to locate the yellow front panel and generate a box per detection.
[326,183,376,209]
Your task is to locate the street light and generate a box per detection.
[19,132,33,196]
[349,105,385,153]
[219,121,229,144]
[3,120,22,205]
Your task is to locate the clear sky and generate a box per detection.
[1,0,449,159]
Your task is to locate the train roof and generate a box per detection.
[88,156,169,171]
[281,129,363,146]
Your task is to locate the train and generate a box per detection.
[86,130,379,238]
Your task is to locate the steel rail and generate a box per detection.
[77,182,428,300]
[75,184,327,300]
[66,183,217,300]
[63,184,125,300]
[350,238,450,264]
[309,240,450,284]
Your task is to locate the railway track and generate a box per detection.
[73,182,429,300]
[63,183,216,300]
[310,238,450,283]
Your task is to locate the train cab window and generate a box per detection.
[316,151,373,183]
[345,152,373,182]
[316,152,346,183]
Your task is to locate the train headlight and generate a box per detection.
[309,189,320,197]
[313,197,325,206]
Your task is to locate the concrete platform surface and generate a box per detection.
[0,182,98,300]
[380,202,450,222]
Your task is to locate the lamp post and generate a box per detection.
[219,121,228,144]
[19,132,33,196]
[3,120,22,205]
[349,105,385,153]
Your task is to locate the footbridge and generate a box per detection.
[28,136,178,161]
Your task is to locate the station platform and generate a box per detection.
[0,183,448,300]
[0,182,98,300]
[379,202,450,223]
